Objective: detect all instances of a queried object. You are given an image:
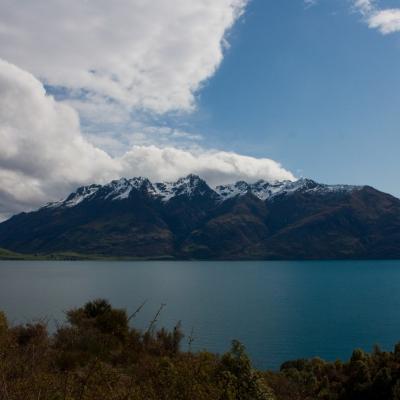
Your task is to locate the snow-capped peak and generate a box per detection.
[215,178,360,202]
[214,181,250,200]
[44,175,361,210]
[45,184,101,208]
[152,174,209,201]
[44,175,209,209]
[104,177,152,200]
[215,180,293,201]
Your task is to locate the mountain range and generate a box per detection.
[0,174,399,260]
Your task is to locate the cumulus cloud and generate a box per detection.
[119,146,295,187]
[0,59,119,219]
[368,9,400,34]
[0,0,247,114]
[354,0,400,34]
[0,60,295,220]
[0,0,298,220]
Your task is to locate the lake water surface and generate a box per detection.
[0,260,400,370]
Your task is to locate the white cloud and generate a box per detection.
[119,146,295,188]
[368,9,400,34]
[354,0,375,16]
[0,59,295,220]
[0,59,120,219]
[304,0,318,8]
[0,0,247,114]
[354,0,400,34]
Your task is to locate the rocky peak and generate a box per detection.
[44,175,362,210]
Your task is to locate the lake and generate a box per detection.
[0,260,400,370]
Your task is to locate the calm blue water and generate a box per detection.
[0,260,400,370]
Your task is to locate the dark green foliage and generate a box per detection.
[0,300,274,399]
[267,346,400,400]
[2,299,400,399]
[218,340,274,399]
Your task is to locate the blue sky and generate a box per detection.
[188,0,400,195]
[1,0,400,217]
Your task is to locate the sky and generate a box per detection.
[0,0,399,219]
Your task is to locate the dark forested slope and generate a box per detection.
[1,175,399,259]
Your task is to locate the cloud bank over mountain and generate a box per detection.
[1,0,398,220]
[0,59,295,220]
[0,0,301,220]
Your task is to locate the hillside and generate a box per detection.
[0,175,399,259]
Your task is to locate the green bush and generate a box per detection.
[0,299,275,400]
[2,299,399,400]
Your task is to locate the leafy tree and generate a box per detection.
[219,340,275,400]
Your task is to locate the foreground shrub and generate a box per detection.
[2,299,400,400]
[0,299,274,400]
[266,346,400,400]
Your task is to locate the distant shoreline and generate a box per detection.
[1,248,400,262]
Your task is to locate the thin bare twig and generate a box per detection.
[146,303,166,333]
[127,300,147,323]
[188,327,195,353]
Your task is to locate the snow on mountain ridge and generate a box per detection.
[46,184,101,208]
[215,177,361,201]
[152,174,212,201]
[104,177,153,201]
[43,176,361,209]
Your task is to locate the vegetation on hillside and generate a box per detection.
[2,180,400,260]
[1,300,400,399]
[0,248,166,261]
[0,247,32,260]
